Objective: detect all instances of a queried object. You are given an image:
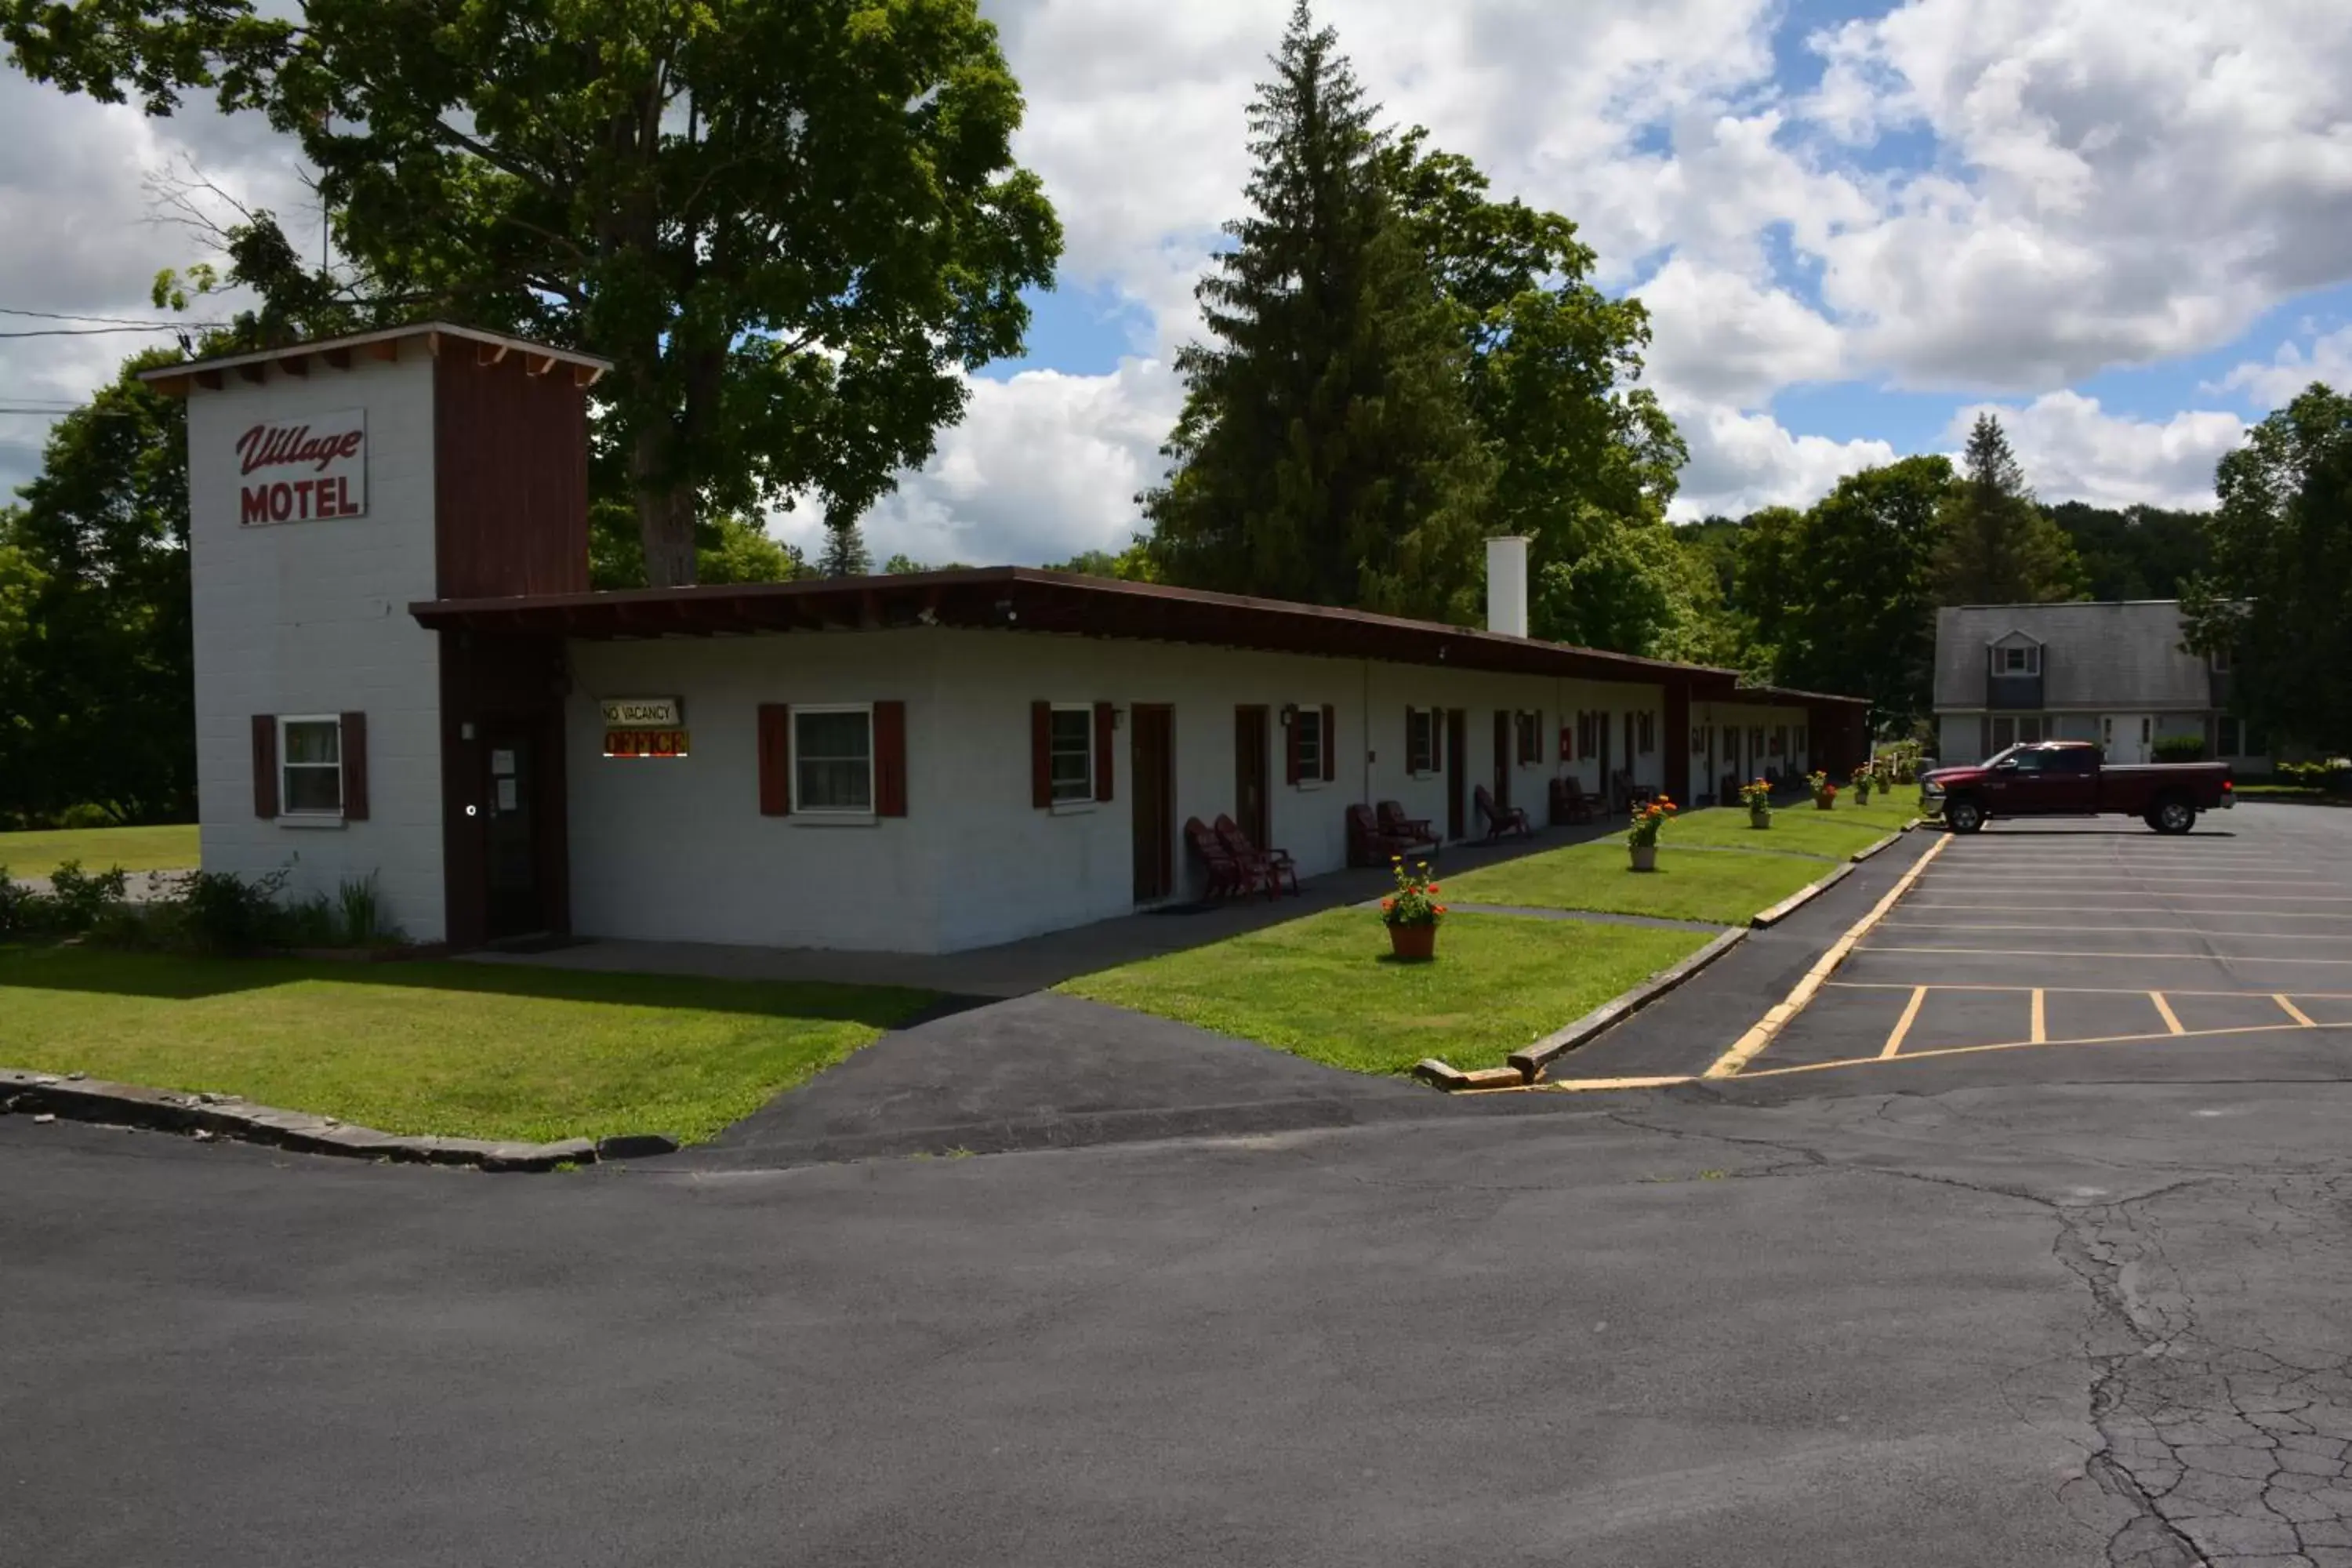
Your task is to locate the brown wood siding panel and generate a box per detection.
[339,710,370,820]
[758,704,792,816]
[434,351,591,599]
[1093,701,1115,804]
[1031,702,1053,809]
[875,701,907,818]
[251,714,278,818]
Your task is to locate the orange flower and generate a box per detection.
[1433,905,1447,915]
[1381,898,1395,911]
[1425,884,1440,895]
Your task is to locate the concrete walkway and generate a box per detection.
[464,815,1631,998]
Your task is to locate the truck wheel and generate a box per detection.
[1944,797,1986,834]
[2153,797,2196,835]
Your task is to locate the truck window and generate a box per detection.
[2054,749,2096,775]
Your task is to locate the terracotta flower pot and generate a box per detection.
[1816,797,1835,811]
[1388,921,1438,961]
[1628,844,1658,872]
[1748,808,1772,829]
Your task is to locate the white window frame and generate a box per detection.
[2209,648,2230,675]
[1406,708,1436,775]
[1293,705,1326,788]
[790,702,877,817]
[1047,702,1095,808]
[1992,644,2042,677]
[278,714,345,820]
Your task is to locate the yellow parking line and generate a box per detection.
[1914,890,2352,902]
[1704,834,1952,1079]
[1904,903,2352,918]
[1737,1018,2327,1080]
[1881,986,1928,1058]
[1828,981,2352,999]
[2031,989,2045,1044]
[1861,946,2352,965]
[2276,995,2318,1027]
[2151,993,2185,1034]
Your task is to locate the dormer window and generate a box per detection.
[1991,644,2041,677]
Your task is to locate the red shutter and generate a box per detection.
[1405,706,1415,770]
[339,711,369,820]
[1432,710,1444,771]
[251,714,278,818]
[875,701,907,817]
[1093,702,1115,803]
[1031,701,1052,808]
[1285,710,1302,786]
[1320,704,1337,782]
[757,703,791,815]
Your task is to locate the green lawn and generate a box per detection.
[1668,797,1918,858]
[1441,836,1835,925]
[1060,909,1711,1074]
[0,946,935,1145]
[0,823,199,877]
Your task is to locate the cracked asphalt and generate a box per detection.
[4,804,2347,1566]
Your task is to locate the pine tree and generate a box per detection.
[1933,414,2082,604]
[1140,2,1491,620]
[818,514,871,579]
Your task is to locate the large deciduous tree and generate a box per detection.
[5,0,1063,586]
[1741,456,1951,729]
[0,349,194,825]
[1140,2,1494,622]
[2180,383,2352,753]
[1932,413,2081,605]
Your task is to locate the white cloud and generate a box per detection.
[1944,391,2243,511]
[1664,396,1896,520]
[773,358,1182,567]
[2209,325,2352,411]
[1637,257,1845,409]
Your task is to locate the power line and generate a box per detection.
[0,307,220,329]
[0,325,209,339]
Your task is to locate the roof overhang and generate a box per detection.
[136,321,612,397]
[409,568,1766,692]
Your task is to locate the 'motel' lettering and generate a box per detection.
[241,476,363,524]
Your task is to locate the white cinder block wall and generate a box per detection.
[187,355,448,940]
[564,627,1677,954]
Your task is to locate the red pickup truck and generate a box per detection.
[1921,740,2234,834]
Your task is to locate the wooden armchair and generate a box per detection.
[1185,816,1261,900]
[1375,800,1439,851]
[1215,814,1298,897]
[1474,782,1533,841]
[1549,777,1598,826]
[1347,804,1417,868]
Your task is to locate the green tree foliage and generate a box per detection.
[588,502,810,590]
[2180,382,2352,752]
[2044,501,2212,600]
[1140,2,1494,622]
[6,0,1063,587]
[1742,459,1951,728]
[1533,521,1732,664]
[1048,543,1160,582]
[0,350,194,824]
[1932,413,2082,604]
[1379,131,1685,567]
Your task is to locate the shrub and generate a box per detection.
[2153,735,2209,762]
[161,866,293,956]
[338,873,394,945]
[56,801,129,829]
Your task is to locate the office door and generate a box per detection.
[1132,705,1175,902]
[1446,709,1468,840]
[1234,706,1270,850]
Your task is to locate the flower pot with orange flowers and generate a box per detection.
[1809,770,1837,810]
[1626,796,1676,871]
[1380,858,1446,961]
[1738,778,1773,829]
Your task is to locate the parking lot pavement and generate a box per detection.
[1730,804,2352,1087]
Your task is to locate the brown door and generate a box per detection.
[1598,711,1613,807]
[1131,705,1175,902]
[1234,706,1270,851]
[1493,710,1512,811]
[1446,708,1468,840]
[482,729,542,939]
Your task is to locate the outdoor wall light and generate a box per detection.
[1279,702,1298,724]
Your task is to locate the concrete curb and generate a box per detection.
[1749,862,1857,928]
[0,1068,677,1171]
[1849,829,1904,864]
[1503,924,1750,1083]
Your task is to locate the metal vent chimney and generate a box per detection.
[1485,535,1530,638]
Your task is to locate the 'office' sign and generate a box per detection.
[236,409,368,524]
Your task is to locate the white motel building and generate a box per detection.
[143,324,1869,955]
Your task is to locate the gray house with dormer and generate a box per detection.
[1932,601,2267,768]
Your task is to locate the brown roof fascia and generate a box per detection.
[409,567,1748,688]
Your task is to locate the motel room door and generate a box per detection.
[1446,709,1468,840]
[482,728,544,939]
[1235,706,1271,851]
[1492,710,1512,812]
[1132,705,1176,903]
